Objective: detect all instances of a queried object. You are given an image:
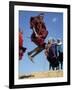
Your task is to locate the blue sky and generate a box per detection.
[19,11,63,75]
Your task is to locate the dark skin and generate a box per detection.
[28,15,48,62]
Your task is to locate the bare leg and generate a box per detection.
[56,66,59,70]
[49,63,51,70]
[52,67,55,70]
[28,46,44,62]
[31,47,44,58]
[61,62,63,70]
[28,47,39,56]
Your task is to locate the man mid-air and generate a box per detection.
[28,14,48,62]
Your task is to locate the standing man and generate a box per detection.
[57,39,63,69]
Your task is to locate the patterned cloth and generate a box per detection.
[30,16,48,47]
[19,32,26,60]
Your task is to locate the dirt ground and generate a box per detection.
[19,70,63,79]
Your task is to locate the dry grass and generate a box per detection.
[19,70,63,79]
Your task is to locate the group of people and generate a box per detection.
[45,39,63,70]
[19,13,63,70]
